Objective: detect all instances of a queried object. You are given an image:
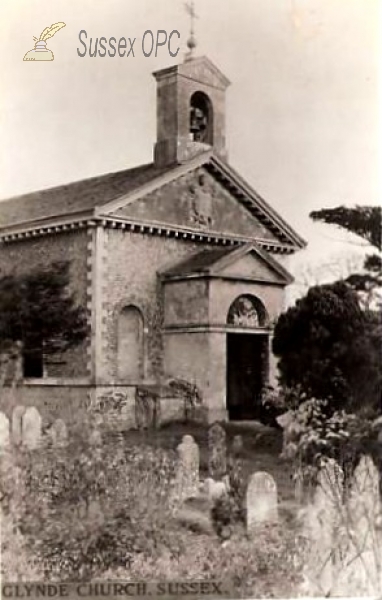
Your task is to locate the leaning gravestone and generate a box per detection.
[0,412,10,450]
[174,435,200,505]
[12,405,26,445]
[300,459,344,597]
[331,455,382,597]
[208,423,227,480]
[348,455,381,549]
[246,471,278,532]
[21,407,42,450]
[50,419,68,447]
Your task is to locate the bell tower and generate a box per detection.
[153,55,230,167]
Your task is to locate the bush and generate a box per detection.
[0,420,179,581]
[280,397,377,491]
[273,281,381,414]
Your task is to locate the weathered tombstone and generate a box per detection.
[12,405,26,444]
[232,434,243,456]
[21,407,42,450]
[300,459,344,597]
[246,471,278,532]
[208,423,227,480]
[50,419,68,447]
[0,412,10,450]
[174,435,200,504]
[347,456,381,553]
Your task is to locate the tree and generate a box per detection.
[0,261,87,376]
[272,280,381,414]
[310,206,382,307]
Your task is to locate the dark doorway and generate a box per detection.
[227,333,268,420]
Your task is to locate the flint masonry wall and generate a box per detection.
[102,228,205,382]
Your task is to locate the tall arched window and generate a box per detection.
[227,295,268,328]
[117,305,144,381]
[189,91,213,145]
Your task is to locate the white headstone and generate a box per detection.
[12,405,26,444]
[22,407,42,449]
[300,459,344,597]
[50,419,68,447]
[0,412,10,450]
[348,456,381,550]
[246,471,278,531]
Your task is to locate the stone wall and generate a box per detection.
[0,382,91,427]
[102,229,204,382]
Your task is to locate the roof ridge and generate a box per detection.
[0,162,155,205]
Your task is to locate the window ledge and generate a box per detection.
[23,377,91,387]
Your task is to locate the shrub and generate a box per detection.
[273,281,381,414]
[0,421,179,581]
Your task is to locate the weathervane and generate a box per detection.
[184,0,198,59]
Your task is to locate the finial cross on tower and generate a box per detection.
[184,0,198,57]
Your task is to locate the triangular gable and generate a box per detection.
[209,243,294,285]
[161,243,294,286]
[96,151,306,250]
[153,56,231,91]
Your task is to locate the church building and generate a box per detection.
[0,52,306,424]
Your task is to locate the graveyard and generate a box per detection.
[1,395,382,597]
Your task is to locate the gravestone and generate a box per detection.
[0,412,10,450]
[174,435,200,504]
[208,423,227,480]
[12,405,26,444]
[22,407,42,449]
[246,471,278,532]
[348,455,381,549]
[50,419,68,447]
[330,456,382,597]
[232,434,243,456]
[300,459,344,597]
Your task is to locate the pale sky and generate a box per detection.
[0,0,380,289]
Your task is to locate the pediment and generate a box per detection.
[108,165,279,244]
[161,243,293,287]
[216,250,291,285]
[178,56,231,91]
[96,153,306,250]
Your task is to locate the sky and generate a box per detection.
[0,0,380,294]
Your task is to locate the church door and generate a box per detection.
[226,333,269,421]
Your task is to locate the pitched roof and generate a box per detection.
[161,246,238,277]
[0,151,306,250]
[0,162,172,229]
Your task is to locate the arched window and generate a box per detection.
[117,305,144,381]
[189,91,213,145]
[227,295,268,328]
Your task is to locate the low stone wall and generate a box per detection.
[0,378,206,431]
[0,381,91,428]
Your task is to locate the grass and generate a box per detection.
[116,419,296,504]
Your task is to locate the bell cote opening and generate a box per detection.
[189,91,213,145]
[153,56,230,167]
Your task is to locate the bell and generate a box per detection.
[24,40,54,61]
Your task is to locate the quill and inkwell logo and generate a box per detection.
[23,22,66,61]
